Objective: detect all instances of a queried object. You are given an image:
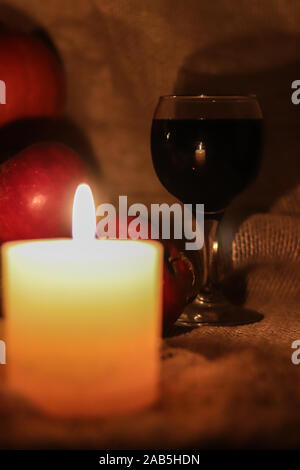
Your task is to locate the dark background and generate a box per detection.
[0,0,299,218]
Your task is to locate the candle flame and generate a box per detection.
[72,184,96,241]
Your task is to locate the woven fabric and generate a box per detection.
[1,296,300,449]
[233,186,300,267]
[227,185,300,302]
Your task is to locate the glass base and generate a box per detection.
[176,293,264,327]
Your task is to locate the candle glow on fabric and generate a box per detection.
[2,184,163,417]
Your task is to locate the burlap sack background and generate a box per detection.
[0,0,299,449]
[1,0,300,275]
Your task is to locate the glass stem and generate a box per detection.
[195,217,224,303]
[202,219,219,287]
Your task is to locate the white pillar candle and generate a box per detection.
[2,185,163,417]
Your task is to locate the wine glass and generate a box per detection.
[151,95,264,326]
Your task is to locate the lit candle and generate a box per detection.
[2,184,163,417]
[195,141,206,166]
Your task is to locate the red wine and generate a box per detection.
[151,119,263,212]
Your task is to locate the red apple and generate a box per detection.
[107,216,194,331]
[0,142,88,242]
[0,31,65,126]
[162,240,194,331]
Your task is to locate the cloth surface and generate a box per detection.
[0,0,299,449]
[0,294,300,449]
